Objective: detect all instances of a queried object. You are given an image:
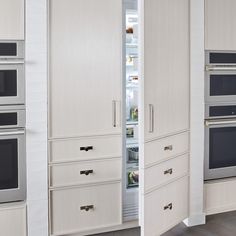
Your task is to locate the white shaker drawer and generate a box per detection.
[49,135,121,163]
[145,132,189,167]
[50,182,122,235]
[144,176,189,236]
[145,154,189,193]
[50,158,122,188]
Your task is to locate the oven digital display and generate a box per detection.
[0,43,17,56]
[210,53,236,64]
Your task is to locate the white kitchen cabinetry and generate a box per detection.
[49,0,123,235]
[0,0,24,40]
[49,0,122,139]
[140,0,190,235]
[205,0,236,50]
[49,0,190,235]
[0,203,27,236]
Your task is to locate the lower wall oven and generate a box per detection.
[205,119,236,180]
[0,106,26,203]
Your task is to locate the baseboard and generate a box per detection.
[184,213,206,227]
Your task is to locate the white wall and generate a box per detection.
[186,0,206,226]
[25,0,48,235]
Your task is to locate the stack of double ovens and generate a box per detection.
[0,41,26,203]
[205,51,236,180]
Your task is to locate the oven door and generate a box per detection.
[0,129,26,203]
[0,62,24,105]
[205,119,236,180]
[205,70,236,103]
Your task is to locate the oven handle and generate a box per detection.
[205,119,236,126]
[0,59,24,65]
[206,65,236,71]
[0,129,25,136]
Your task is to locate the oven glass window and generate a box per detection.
[0,70,17,97]
[210,74,236,96]
[0,139,18,189]
[209,127,236,169]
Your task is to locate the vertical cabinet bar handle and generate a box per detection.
[112,100,117,127]
[149,104,154,133]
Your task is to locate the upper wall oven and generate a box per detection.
[205,51,236,103]
[0,41,24,106]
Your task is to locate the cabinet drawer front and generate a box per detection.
[144,176,188,236]
[50,135,121,163]
[50,183,122,235]
[145,132,189,167]
[50,158,122,187]
[145,154,189,193]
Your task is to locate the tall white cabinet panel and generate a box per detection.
[49,1,123,235]
[205,0,236,50]
[0,0,24,40]
[49,0,122,139]
[140,0,190,235]
[142,0,189,142]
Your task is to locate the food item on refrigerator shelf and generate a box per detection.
[130,107,138,121]
[128,170,139,186]
[126,27,133,34]
[126,127,134,138]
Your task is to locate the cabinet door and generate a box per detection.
[0,0,24,40]
[205,0,236,50]
[49,0,122,138]
[140,0,190,235]
[142,0,189,142]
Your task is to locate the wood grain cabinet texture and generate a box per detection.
[205,0,236,50]
[140,0,190,235]
[0,0,24,40]
[48,0,123,235]
[0,203,27,236]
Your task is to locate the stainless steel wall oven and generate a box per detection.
[0,106,26,203]
[0,40,26,203]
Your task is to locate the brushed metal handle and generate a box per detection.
[206,65,236,71]
[205,119,236,126]
[112,100,117,127]
[0,129,25,136]
[80,205,94,211]
[80,170,93,176]
[164,145,173,151]
[164,168,173,175]
[149,104,154,133]
[0,59,24,64]
[80,146,93,152]
[164,203,173,210]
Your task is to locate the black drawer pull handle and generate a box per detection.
[80,205,94,211]
[164,168,173,175]
[164,203,173,211]
[164,145,173,151]
[80,170,94,176]
[80,146,93,152]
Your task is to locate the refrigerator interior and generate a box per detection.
[123,0,139,222]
